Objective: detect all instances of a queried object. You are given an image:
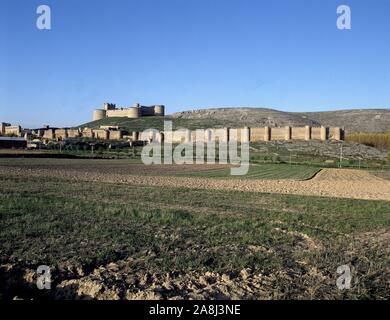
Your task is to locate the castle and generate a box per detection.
[1,103,345,145]
[93,102,165,121]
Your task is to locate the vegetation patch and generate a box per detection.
[0,170,389,299]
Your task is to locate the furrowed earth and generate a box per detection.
[0,158,389,300]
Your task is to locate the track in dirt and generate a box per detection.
[0,166,389,201]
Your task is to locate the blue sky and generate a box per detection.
[0,0,389,127]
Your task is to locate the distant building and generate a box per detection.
[0,122,22,137]
[92,102,165,121]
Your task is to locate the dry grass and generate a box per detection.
[0,159,389,300]
[346,132,390,151]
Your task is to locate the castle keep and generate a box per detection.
[93,102,165,121]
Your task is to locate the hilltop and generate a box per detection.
[173,108,390,133]
[297,109,390,133]
[78,108,390,133]
[77,116,238,132]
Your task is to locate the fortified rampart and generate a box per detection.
[31,125,344,143]
[33,127,124,141]
[141,126,344,143]
[92,102,165,121]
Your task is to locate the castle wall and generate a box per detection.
[126,108,140,118]
[33,129,45,137]
[92,103,165,121]
[76,126,344,142]
[55,129,68,140]
[67,129,81,138]
[109,130,123,140]
[162,130,189,143]
[43,129,55,139]
[190,127,342,143]
[329,127,342,141]
[139,131,149,141]
[93,129,109,140]
[103,103,116,110]
[228,128,241,142]
[154,105,165,116]
[93,109,106,121]
[106,109,140,118]
[191,130,205,143]
[132,131,139,141]
[270,127,285,141]
[291,127,306,140]
[285,126,292,140]
[172,129,187,143]
[304,125,312,140]
[321,126,328,140]
[140,106,155,116]
[249,127,264,142]
[82,128,94,138]
[311,127,322,140]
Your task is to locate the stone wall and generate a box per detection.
[153,126,344,143]
[55,129,68,140]
[43,129,55,139]
[109,130,123,140]
[106,109,139,118]
[270,127,286,141]
[37,126,344,143]
[311,127,321,140]
[67,129,81,138]
[93,129,109,140]
[249,127,264,141]
[82,128,94,138]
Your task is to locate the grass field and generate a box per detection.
[0,158,389,300]
[0,158,320,180]
[174,163,320,180]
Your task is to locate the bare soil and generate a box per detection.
[0,166,389,201]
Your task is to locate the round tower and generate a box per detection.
[127,107,140,118]
[93,109,106,121]
[154,105,165,116]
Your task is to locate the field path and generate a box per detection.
[1,166,389,201]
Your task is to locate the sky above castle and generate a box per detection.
[0,0,389,127]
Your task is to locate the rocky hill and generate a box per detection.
[172,108,390,133]
[80,108,390,134]
[297,109,390,133]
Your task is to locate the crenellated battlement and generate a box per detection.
[92,102,165,121]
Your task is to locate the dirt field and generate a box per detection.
[0,159,389,300]
[0,165,389,201]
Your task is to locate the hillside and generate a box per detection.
[77,116,242,132]
[297,109,390,133]
[78,108,390,133]
[172,108,320,127]
[173,108,390,133]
